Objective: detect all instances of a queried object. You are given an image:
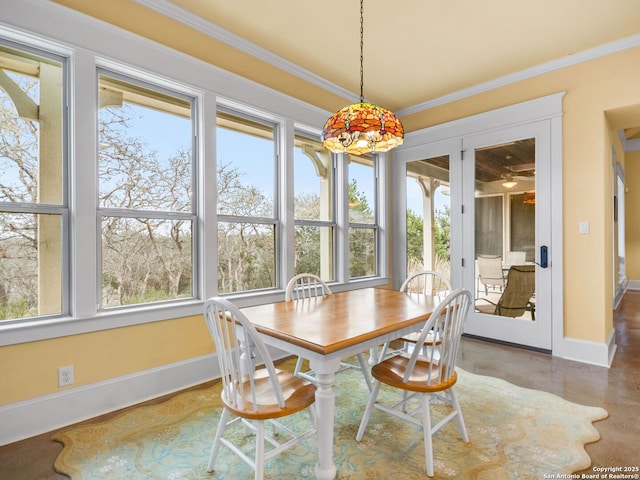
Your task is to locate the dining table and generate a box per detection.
[240,287,437,480]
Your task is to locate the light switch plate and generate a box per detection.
[579,221,590,234]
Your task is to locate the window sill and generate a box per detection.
[0,277,390,346]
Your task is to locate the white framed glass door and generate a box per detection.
[393,94,563,353]
[460,122,552,350]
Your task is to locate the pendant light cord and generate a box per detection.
[359,0,364,103]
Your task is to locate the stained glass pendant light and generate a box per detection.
[321,0,404,156]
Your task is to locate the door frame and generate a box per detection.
[393,92,564,355]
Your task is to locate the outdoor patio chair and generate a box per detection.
[203,296,318,480]
[475,264,536,319]
[356,288,472,477]
[286,273,372,391]
[476,254,506,296]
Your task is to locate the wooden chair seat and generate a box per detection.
[372,355,456,393]
[224,368,317,420]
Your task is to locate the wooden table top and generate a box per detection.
[241,288,436,355]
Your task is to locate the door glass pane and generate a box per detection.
[405,155,451,282]
[474,139,536,320]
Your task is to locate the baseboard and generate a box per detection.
[626,279,640,291]
[0,354,215,446]
[560,329,617,368]
[0,345,290,447]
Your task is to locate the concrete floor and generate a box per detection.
[1,290,638,479]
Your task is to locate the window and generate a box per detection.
[0,42,66,322]
[216,110,278,294]
[97,72,195,308]
[348,156,378,278]
[293,132,334,280]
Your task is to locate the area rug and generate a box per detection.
[52,360,607,480]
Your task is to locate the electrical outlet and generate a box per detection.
[58,365,74,387]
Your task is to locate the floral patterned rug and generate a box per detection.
[53,360,607,479]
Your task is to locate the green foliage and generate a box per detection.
[406,204,451,276]
[406,209,424,265]
[348,180,374,223]
[0,299,33,320]
[434,205,451,262]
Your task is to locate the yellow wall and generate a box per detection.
[625,150,640,279]
[0,315,213,405]
[405,46,640,342]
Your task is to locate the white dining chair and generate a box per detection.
[203,296,318,480]
[286,273,372,391]
[356,288,472,477]
[379,270,451,360]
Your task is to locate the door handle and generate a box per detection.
[538,245,548,268]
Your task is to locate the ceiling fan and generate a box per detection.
[500,163,535,188]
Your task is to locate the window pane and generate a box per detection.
[216,112,275,217]
[294,134,332,221]
[217,222,275,293]
[97,74,195,308]
[349,159,376,223]
[0,43,65,322]
[1,45,64,205]
[349,227,376,278]
[294,225,334,280]
[98,74,192,212]
[101,217,193,307]
[0,213,62,320]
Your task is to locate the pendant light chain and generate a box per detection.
[321,0,403,155]
[359,0,364,102]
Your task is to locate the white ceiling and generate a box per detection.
[142,0,640,113]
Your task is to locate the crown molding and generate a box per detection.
[397,34,640,117]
